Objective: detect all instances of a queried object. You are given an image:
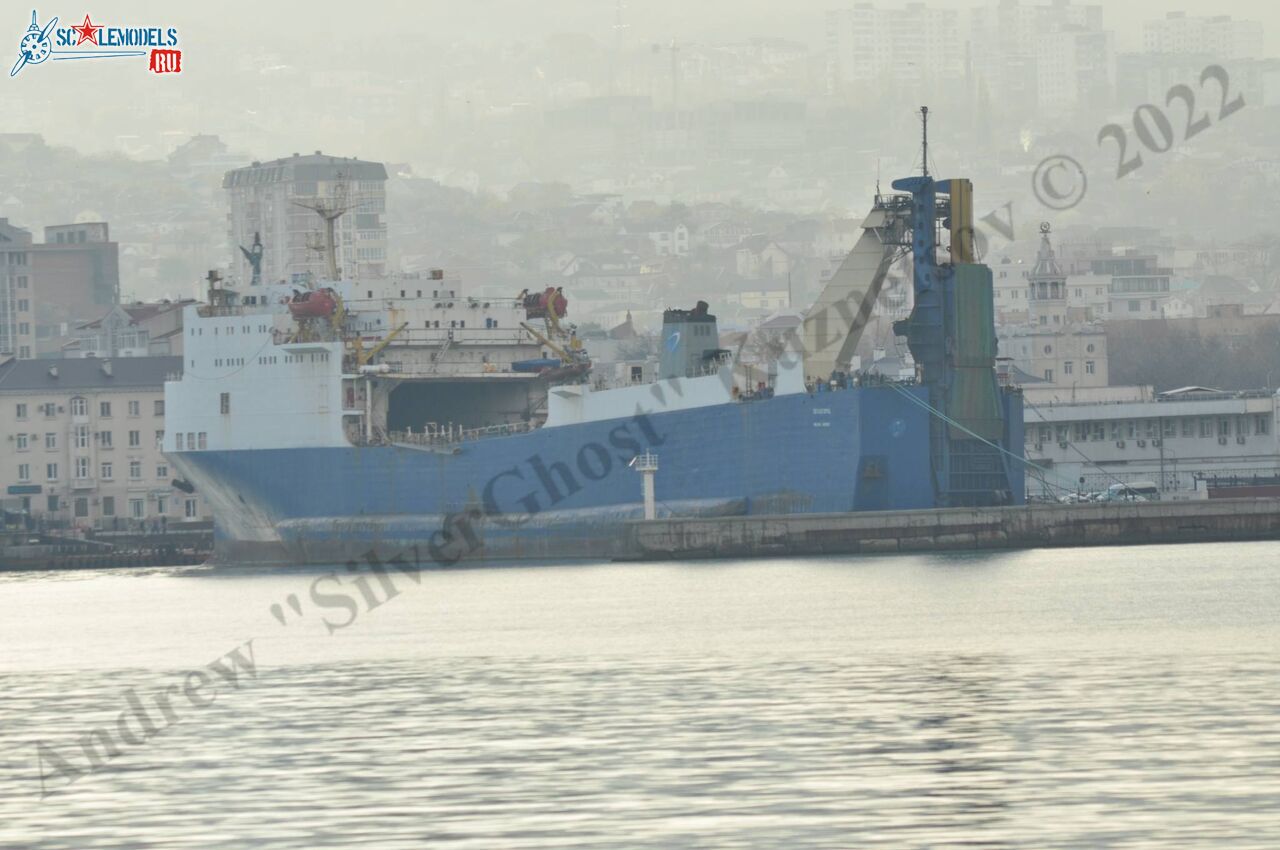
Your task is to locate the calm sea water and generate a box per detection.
[2,542,1279,849]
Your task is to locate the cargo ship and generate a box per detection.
[165,134,1024,565]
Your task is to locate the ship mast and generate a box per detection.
[292,172,354,283]
[920,105,929,178]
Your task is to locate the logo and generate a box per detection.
[1032,154,1087,211]
[11,9,181,77]
[664,331,681,352]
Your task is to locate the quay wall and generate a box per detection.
[619,498,1280,560]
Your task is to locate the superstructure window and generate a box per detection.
[220,393,231,414]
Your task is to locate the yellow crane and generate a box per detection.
[351,322,410,367]
[520,321,576,364]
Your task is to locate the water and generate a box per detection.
[2,542,1279,848]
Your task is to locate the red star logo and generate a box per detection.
[72,14,102,46]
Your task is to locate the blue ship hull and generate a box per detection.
[171,385,1023,566]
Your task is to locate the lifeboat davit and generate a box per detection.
[288,288,339,319]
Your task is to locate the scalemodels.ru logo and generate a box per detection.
[10,9,181,77]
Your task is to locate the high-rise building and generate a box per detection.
[0,219,34,359]
[223,152,389,287]
[33,222,120,341]
[826,3,963,94]
[0,220,117,359]
[969,0,1107,111]
[1143,12,1263,59]
[1035,27,1115,111]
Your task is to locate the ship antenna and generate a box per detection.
[920,105,929,178]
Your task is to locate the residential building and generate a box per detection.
[1035,26,1115,111]
[645,222,690,257]
[224,152,389,286]
[0,219,34,360]
[30,222,121,351]
[726,278,792,312]
[68,301,194,359]
[826,3,964,93]
[0,356,207,528]
[1142,12,1263,59]
[970,0,1106,111]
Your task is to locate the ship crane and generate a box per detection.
[519,286,588,367]
[520,321,577,364]
[351,322,410,368]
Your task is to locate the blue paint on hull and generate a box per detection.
[171,385,1022,565]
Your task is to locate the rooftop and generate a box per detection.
[223,152,388,188]
[0,356,182,393]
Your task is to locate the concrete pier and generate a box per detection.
[618,498,1280,561]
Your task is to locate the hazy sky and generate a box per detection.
[4,0,1278,157]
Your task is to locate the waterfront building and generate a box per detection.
[998,224,1109,390]
[0,356,207,528]
[1024,386,1280,497]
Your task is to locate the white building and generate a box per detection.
[1025,387,1280,497]
[970,0,1106,109]
[1143,12,1263,59]
[223,153,388,287]
[1035,26,1115,111]
[826,3,963,93]
[0,356,209,528]
[998,224,1109,389]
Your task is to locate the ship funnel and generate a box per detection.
[659,301,723,380]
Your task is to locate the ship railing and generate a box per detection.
[196,305,249,318]
[388,420,537,447]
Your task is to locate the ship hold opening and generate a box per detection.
[385,378,545,440]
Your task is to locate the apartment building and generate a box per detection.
[0,356,207,528]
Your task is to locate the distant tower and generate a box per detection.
[1027,222,1067,324]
